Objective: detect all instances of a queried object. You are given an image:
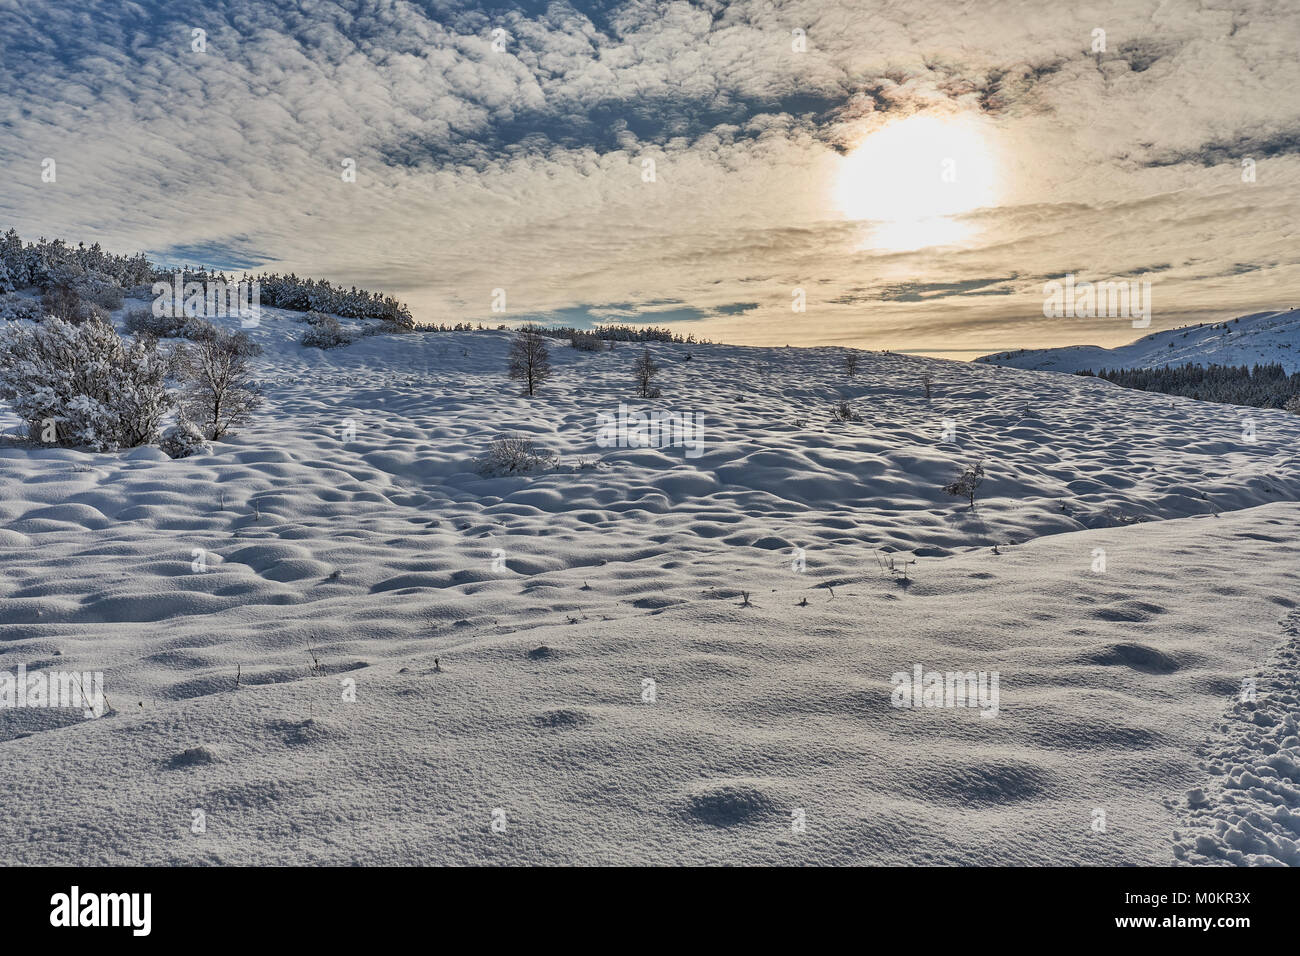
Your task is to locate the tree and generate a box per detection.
[921,369,934,401]
[634,347,661,398]
[944,460,985,510]
[177,330,264,440]
[843,352,860,376]
[508,326,551,397]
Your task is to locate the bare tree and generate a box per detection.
[508,326,552,397]
[843,351,860,376]
[921,369,934,401]
[177,330,264,440]
[633,347,661,398]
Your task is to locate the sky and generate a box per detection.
[1,0,1298,355]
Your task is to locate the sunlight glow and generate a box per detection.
[835,113,998,251]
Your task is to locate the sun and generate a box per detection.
[835,112,998,250]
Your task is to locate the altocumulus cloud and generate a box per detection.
[1,0,1297,351]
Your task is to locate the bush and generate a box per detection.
[360,319,413,337]
[570,332,604,352]
[124,308,220,342]
[474,433,556,476]
[124,308,184,337]
[831,401,861,422]
[300,313,354,349]
[1285,396,1300,415]
[41,283,105,325]
[74,272,125,311]
[0,316,177,450]
[159,414,212,459]
[943,460,985,510]
[0,293,45,322]
[843,352,860,376]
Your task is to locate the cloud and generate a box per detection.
[0,0,1297,352]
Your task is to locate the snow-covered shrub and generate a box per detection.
[300,313,354,349]
[41,283,106,324]
[359,319,413,337]
[943,460,986,510]
[176,330,264,440]
[73,271,125,311]
[0,316,177,450]
[474,433,556,476]
[125,308,185,337]
[1285,396,1300,415]
[179,317,220,342]
[159,413,212,459]
[0,293,45,322]
[570,332,603,352]
[124,309,219,342]
[831,400,861,422]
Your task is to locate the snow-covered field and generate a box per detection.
[2,305,1298,865]
[976,309,1300,374]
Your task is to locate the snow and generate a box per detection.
[1,302,1299,864]
[976,309,1300,373]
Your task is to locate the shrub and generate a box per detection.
[41,283,105,324]
[124,309,221,343]
[124,308,185,337]
[943,460,986,510]
[300,313,354,349]
[570,332,604,352]
[843,352,860,376]
[360,319,413,337]
[159,414,212,459]
[831,400,861,422]
[474,433,556,476]
[176,330,264,440]
[74,273,125,311]
[0,293,44,323]
[0,316,177,450]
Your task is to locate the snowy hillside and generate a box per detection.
[976,309,1300,373]
[2,302,1299,865]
